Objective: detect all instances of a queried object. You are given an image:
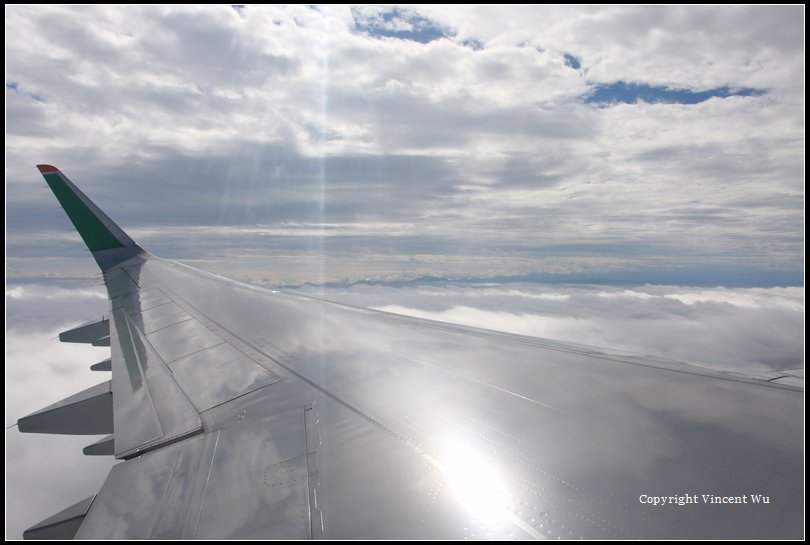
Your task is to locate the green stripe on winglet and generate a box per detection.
[41,172,125,251]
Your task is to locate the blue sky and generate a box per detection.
[5,5,804,288]
[353,6,450,43]
[585,81,764,105]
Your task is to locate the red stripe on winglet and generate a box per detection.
[37,164,59,173]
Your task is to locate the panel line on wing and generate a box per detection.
[192,430,220,538]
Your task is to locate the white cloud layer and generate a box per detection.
[5,5,804,285]
[5,281,113,539]
[291,282,805,372]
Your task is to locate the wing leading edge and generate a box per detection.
[16,166,804,539]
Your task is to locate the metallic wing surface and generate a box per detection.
[17,165,804,539]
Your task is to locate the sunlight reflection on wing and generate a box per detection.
[440,439,508,525]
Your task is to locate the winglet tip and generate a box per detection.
[37,164,59,173]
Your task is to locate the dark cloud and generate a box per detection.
[100,144,463,225]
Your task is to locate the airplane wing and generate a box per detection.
[17,165,804,539]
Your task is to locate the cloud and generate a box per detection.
[5,280,114,539]
[5,6,803,285]
[289,282,805,372]
[6,282,109,332]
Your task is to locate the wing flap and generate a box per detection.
[110,304,202,458]
[76,409,312,539]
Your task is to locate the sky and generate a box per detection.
[5,4,805,286]
[4,4,805,538]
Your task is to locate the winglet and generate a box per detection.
[37,165,145,270]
